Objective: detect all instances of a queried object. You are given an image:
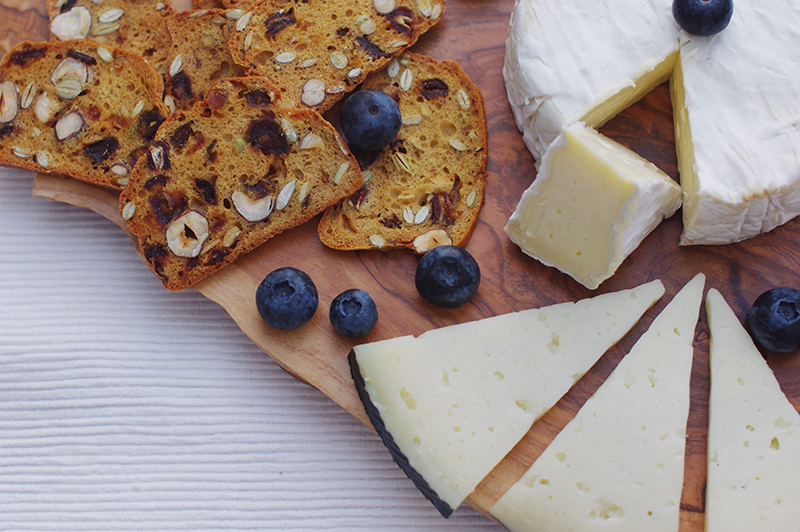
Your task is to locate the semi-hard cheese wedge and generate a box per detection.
[704,289,800,531]
[505,122,682,290]
[504,0,800,245]
[349,279,665,517]
[490,273,704,532]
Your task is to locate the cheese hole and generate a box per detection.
[771,437,780,450]
[589,498,624,520]
[547,334,560,354]
[515,399,531,413]
[399,388,416,410]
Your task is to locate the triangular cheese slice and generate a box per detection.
[349,279,665,517]
[704,289,800,531]
[490,273,704,531]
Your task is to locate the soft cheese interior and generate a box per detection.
[490,274,704,532]
[504,0,800,246]
[505,122,682,289]
[351,280,664,516]
[704,289,800,531]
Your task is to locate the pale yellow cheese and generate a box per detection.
[505,122,682,289]
[490,274,704,532]
[705,289,800,531]
[353,279,665,513]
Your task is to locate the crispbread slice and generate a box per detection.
[0,40,170,190]
[163,9,245,111]
[119,76,362,291]
[45,0,175,73]
[227,0,445,112]
[318,52,487,253]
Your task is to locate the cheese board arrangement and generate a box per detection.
[2,0,800,528]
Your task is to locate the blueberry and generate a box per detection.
[415,245,480,309]
[746,287,800,353]
[672,0,733,36]
[340,89,402,152]
[256,267,318,330]
[329,289,379,337]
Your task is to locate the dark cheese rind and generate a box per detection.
[347,348,455,518]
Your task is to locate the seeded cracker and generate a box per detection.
[0,40,170,189]
[318,53,487,253]
[45,0,175,74]
[119,77,362,291]
[192,0,225,8]
[227,0,445,112]
[163,9,246,111]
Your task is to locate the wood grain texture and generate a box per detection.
[5,0,800,528]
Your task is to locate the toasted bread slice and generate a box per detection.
[319,53,487,253]
[0,40,170,189]
[120,76,362,290]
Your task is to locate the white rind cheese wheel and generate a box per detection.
[504,0,800,245]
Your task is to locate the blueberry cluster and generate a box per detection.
[255,246,481,335]
[255,267,379,337]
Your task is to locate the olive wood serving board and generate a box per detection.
[4,0,800,528]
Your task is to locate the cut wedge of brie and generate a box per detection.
[349,280,665,517]
[505,122,682,290]
[505,0,800,245]
[704,289,800,531]
[490,274,704,532]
